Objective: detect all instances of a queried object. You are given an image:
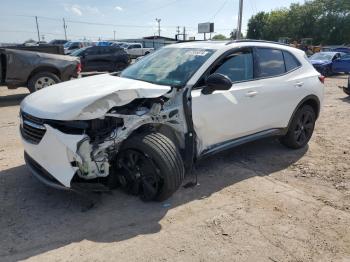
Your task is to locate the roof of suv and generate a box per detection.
[169,40,303,54]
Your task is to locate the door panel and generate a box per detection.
[332,56,350,73]
[192,81,266,151]
[191,49,263,151]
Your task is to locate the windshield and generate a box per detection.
[120,43,129,48]
[71,47,88,56]
[64,42,72,48]
[310,52,335,61]
[120,47,215,87]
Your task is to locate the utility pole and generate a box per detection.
[176,26,180,40]
[63,18,67,40]
[236,0,243,39]
[113,30,116,41]
[35,16,40,42]
[183,27,186,41]
[155,18,161,37]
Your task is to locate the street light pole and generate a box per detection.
[113,30,116,41]
[155,18,161,37]
[63,18,67,40]
[236,0,243,39]
[35,16,40,42]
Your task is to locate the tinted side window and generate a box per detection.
[256,48,285,77]
[85,47,99,55]
[283,51,300,71]
[342,54,350,60]
[214,50,253,82]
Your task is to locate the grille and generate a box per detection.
[20,112,46,144]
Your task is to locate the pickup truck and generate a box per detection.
[0,48,80,92]
[122,43,154,58]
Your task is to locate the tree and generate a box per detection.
[212,34,227,40]
[246,0,350,45]
[246,12,269,39]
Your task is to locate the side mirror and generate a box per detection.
[201,73,232,95]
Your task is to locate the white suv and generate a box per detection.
[20,40,324,201]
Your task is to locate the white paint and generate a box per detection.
[21,74,170,120]
[22,125,85,187]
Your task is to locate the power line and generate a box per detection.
[211,0,229,21]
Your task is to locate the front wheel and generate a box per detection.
[280,105,316,149]
[112,132,184,201]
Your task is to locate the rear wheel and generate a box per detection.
[280,105,316,149]
[28,72,60,93]
[112,132,184,201]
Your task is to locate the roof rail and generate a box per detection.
[226,39,290,47]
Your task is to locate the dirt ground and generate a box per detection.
[0,76,349,262]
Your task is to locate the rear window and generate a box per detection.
[256,48,285,77]
[283,51,301,71]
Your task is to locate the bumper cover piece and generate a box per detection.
[24,152,69,190]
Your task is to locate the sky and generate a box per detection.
[0,0,304,43]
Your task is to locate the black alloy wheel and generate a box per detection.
[293,110,314,146]
[117,149,162,201]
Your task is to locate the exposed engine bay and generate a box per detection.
[66,87,187,182]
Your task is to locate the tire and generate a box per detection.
[28,72,61,93]
[115,132,184,201]
[280,105,316,149]
[322,67,331,77]
[113,62,128,72]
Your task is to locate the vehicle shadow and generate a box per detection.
[0,138,307,261]
[0,93,28,107]
[339,96,350,103]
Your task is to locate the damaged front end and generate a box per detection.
[20,86,188,190]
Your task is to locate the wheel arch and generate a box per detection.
[27,66,61,83]
[287,95,320,131]
[126,123,186,161]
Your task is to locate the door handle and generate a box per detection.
[295,82,304,88]
[246,91,258,97]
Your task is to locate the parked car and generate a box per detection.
[70,46,129,72]
[309,51,344,76]
[122,43,154,58]
[321,46,350,54]
[19,40,323,201]
[64,41,92,55]
[332,53,350,74]
[0,48,80,92]
[96,41,114,47]
[49,39,69,46]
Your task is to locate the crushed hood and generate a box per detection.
[21,74,171,120]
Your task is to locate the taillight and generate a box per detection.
[76,63,82,74]
[318,75,325,84]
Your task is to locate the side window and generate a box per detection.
[283,51,301,72]
[342,54,350,60]
[134,44,141,49]
[85,47,99,55]
[214,50,254,82]
[256,48,285,77]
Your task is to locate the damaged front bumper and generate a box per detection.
[21,122,86,189]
